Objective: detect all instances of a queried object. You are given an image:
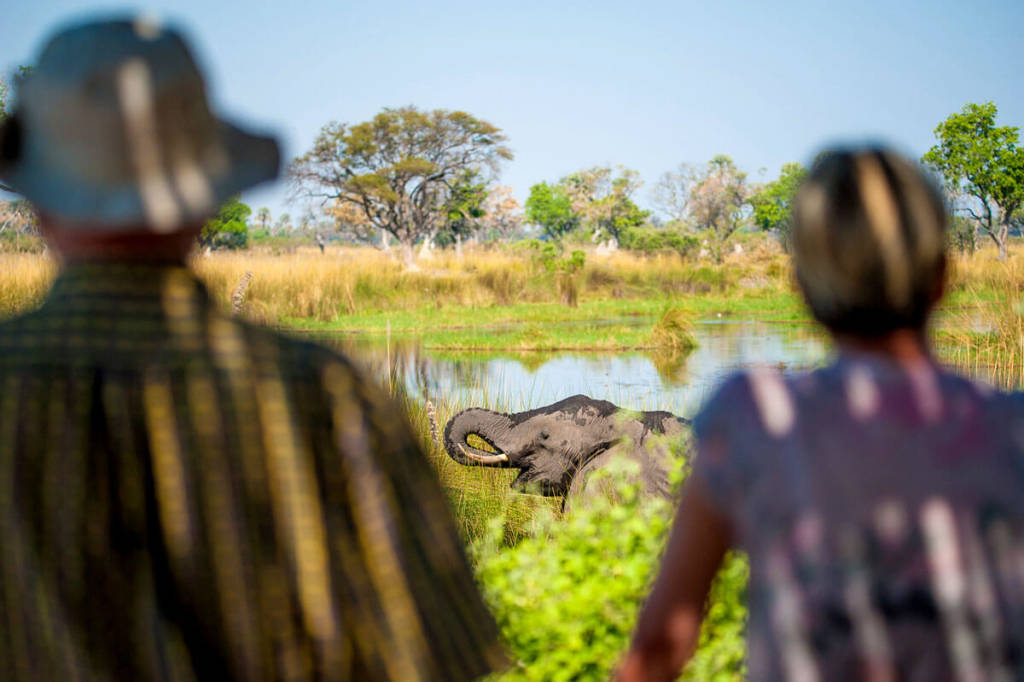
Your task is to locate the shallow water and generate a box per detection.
[313,318,830,418]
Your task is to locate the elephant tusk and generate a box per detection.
[457,444,508,464]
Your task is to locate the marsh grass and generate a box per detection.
[649,307,698,351]
[936,248,1024,390]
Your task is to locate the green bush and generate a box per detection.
[200,196,250,250]
[684,553,748,680]
[473,456,747,681]
[620,226,700,259]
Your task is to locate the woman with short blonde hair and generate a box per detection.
[620,147,1024,681]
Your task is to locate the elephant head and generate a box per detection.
[443,394,689,499]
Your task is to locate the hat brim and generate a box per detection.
[0,116,280,232]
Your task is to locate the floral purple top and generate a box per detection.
[692,353,1024,681]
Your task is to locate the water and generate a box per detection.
[313,318,830,418]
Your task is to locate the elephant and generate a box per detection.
[442,394,690,503]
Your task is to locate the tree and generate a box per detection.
[525,181,579,240]
[749,162,807,250]
[923,102,1024,261]
[651,163,695,226]
[297,209,316,233]
[326,201,381,246]
[561,166,648,243]
[274,213,292,232]
[289,105,512,267]
[254,207,271,232]
[480,185,523,241]
[689,155,749,261]
[949,215,978,255]
[436,170,487,250]
[200,196,250,250]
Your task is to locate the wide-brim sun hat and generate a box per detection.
[0,16,280,233]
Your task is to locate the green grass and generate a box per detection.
[281,291,809,350]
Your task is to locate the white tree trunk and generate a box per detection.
[455,233,463,258]
[401,240,418,269]
[380,229,390,252]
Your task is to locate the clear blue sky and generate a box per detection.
[3,0,1022,220]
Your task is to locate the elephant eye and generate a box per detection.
[540,431,550,440]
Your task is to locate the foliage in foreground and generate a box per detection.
[472,457,747,681]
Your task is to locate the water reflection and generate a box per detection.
[311,319,830,418]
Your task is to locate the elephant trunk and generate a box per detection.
[443,408,515,467]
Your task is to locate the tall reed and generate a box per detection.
[939,248,1024,390]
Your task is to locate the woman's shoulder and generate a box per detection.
[695,366,800,442]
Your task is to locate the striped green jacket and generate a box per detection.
[0,263,504,681]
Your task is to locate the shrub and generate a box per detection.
[620,226,700,259]
[649,307,698,351]
[473,455,747,681]
[684,553,748,680]
[200,196,250,250]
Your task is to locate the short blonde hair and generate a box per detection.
[791,147,947,337]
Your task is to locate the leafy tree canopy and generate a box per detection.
[561,166,648,241]
[442,170,488,241]
[749,162,807,247]
[525,181,579,240]
[922,102,1024,260]
[289,105,511,265]
[479,185,524,242]
[200,196,250,250]
[685,154,750,262]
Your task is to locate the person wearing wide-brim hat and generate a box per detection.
[0,17,505,681]
[0,16,279,233]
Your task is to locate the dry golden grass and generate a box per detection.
[0,253,57,319]
[188,243,794,324]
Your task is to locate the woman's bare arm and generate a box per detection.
[617,477,733,681]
